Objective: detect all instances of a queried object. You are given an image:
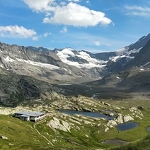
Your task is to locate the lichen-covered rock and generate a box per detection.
[105,127,109,132]
[47,117,71,132]
[107,120,117,128]
[115,113,124,124]
[124,115,134,122]
[129,107,143,117]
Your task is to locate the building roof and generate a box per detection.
[15,111,45,117]
[20,114,30,118]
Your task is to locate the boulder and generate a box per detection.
[0,135,8,140]
[105,127,109,132]
[124,115,134,122]
[115,114,124,124]
[47,117,71,132]
[107,120,117,128]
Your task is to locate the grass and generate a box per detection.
[1,99,150,149]
[103,99,150,109]
[0,115,51,150]
[111,134,150,150]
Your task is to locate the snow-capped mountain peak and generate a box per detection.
[56,48,107,69]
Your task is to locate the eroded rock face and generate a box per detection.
[47,117,71,132]
[19,78,40,99]
[124,115,134,122]
[107,120,117,128]
[129,107,143,119]
[115,113,124,124]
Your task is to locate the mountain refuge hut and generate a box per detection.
[14,111,45,122]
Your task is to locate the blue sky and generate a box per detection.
[0,0,150,53]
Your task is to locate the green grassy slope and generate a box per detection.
[111,134,150,150]
[0,115,51,150]
[1,99,150,150]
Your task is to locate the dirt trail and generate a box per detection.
[33,115,54,146]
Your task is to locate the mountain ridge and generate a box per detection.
[1,33,150,105]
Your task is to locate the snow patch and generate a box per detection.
[143,62,150,67]
[115,47,128,55]
[116,76,121,79]
[0,64,4,68]
[110,55,126,62]
[111,47,142,62]
[140,68,144,71]
[4,56,15,62]
[16,58,60,70]
[57,48,107,69]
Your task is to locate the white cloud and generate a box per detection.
[68,0,80,2]
[60,27,68,33]
[23,0,55,12]
[23,0,112,27]
[94,41,101,46]
[0,25,36,38]
[45,12,51,17]
[43,2,112,27]
[124,5,150,17]
[60,2,66,6]
[44,32,48,37]
[43,32,51,37]
[32,36,39,41]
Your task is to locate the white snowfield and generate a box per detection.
[3,56,15,62]
[110,47,142,62]
[0,46,142,71]
[57,48,107,69]
[2,56,59,70]
[16,58,60,70]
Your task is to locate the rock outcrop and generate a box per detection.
[47,117,71,132]
[0,135,8,140]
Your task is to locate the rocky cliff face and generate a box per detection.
[0,68,63,106]
[0,42,91,83]
[1,33,150,84]
[1,33,150,105]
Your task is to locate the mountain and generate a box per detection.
[86,37,150,99]
[0,66,65,106]
[0,42,93,83]
[1,33,150,104]
[104,33,150,74]
[1,33,150,84]
[125,38,150,68]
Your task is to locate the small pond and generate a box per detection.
[102,139,128,145]
[59,110,115,120]
[147,127,150,132]
[116,122,138,131]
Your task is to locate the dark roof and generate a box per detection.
[15,111,45,117]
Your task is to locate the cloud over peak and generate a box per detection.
[0,25,36,38]
[43,2,112,27]
[23,0,55,12]
[23,0,112,27]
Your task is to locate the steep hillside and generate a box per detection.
[0,67,63,107]
[126,39,150,68]
[105,33,150,74]
[1,33,150,84]
[0,42,92,83]
[0,33,150,102]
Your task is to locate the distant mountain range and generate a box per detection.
[1,33,150,106]
[1,33,150,83]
